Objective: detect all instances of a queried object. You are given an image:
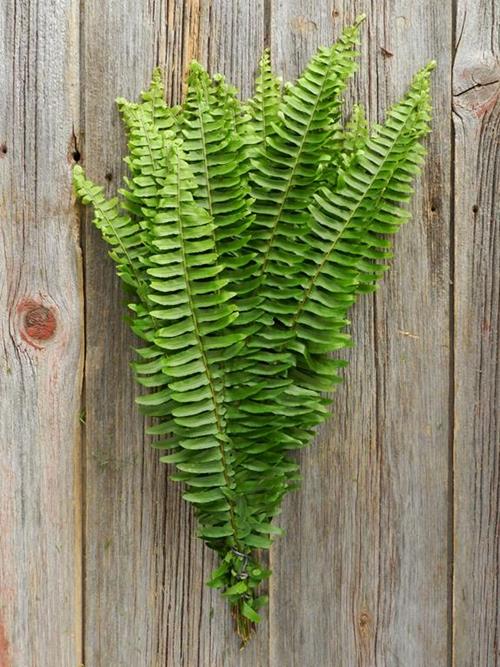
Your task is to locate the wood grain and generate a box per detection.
[269,3,452,665]
[2,0,499,664]
[0,0,83,665]
[452,1,500,664]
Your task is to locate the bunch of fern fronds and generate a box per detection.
[74,16,434,644]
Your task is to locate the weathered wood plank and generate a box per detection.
[198,0,267,100]
[0,1,83,665]
[452,2,499,664]
[269,3,452,665]
[81,2,268,665]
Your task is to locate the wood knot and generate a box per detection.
[453,62,500,117]
[358,610,373,638]
[290,16,318,33]
[24,306,56,340]
[17,298,57,348]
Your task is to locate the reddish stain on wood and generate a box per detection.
[290,16,318,33]
[17,298,57,347]
[474,89,499,118]
[0,617,11,667]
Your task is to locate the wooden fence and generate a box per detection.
[0,1,498,665]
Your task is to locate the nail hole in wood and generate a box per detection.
[472,205,479,213]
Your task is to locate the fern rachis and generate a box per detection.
[74,17,434,646]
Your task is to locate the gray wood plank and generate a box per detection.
[268,3,452,665]
[198,0,268,100]
[0,0,83,665]
[81,1,269,664]
[452,1,500,664]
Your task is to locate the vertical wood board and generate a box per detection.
[0,0,83,665]
[452,1,499,664]
[268,2,452,665]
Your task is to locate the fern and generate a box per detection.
[247,49,281,155]
[249,20,363,283]
[74,18,434,646]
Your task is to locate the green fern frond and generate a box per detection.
[74,21,434,646]
[142,143,273,613]
[249,18,363,283]
[275,64,434,355]
[182,63,257,299]
[321,103,368,190]
[141,145,240,530]
[247,49,282,155]
[268,64,434,454]
[117,74,179,221]
[73,166,148,296]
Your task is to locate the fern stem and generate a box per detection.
[197,105,216,225]
[232,602,254,648]
[257,53,273,152]
[193,96,225,291]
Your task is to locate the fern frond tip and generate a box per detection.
[353,13,367,27]
[151,66,163,83]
